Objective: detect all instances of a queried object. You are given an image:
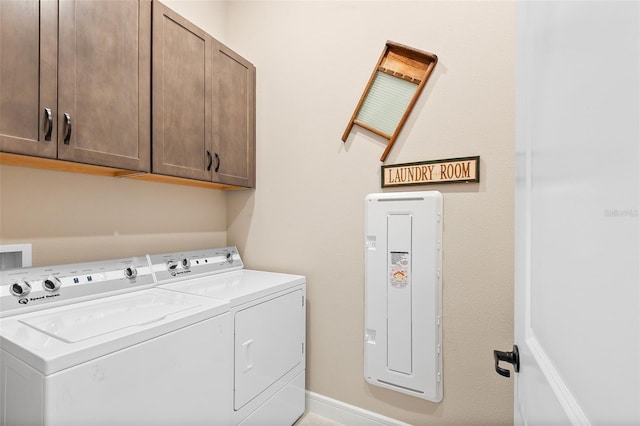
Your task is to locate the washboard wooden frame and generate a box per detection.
[341,41,438,162]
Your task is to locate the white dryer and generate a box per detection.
[0,255,232,426]
[150,247,306,426]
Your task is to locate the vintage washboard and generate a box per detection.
[342,41,438,162]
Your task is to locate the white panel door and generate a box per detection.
[513,1,640,424]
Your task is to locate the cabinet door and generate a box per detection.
[57,0,151,172]
[0,0,57,158]
[213,43,256,188]
[152,1,213,181]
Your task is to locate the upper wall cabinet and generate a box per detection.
[152,1,256,188]
[0,0,151,172]
[58,0,151,171]
[1,0,255,189]
[152,1,213,181]
[213,43,256,188]
[0,0,57,159]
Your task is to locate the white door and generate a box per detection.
[511,1,640,424]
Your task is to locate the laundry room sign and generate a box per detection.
[381,156,480,187]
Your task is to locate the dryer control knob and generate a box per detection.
[43,275,62,292]
[124,266,137,279]
[166,260,178,270]
[10,279,31,297]
[181,258,191,270]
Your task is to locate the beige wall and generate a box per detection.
[225,1,515,425]
[162,0,227,42]
[0,166,227,265]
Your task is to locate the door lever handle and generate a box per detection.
[494,344,520,378]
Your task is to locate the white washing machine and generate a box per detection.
[0,255,232,426]
[150,247,306,426]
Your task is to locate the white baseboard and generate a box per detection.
[305,391,411,426]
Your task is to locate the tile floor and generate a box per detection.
[295,412,344,426]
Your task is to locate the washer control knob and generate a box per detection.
[226,251,233,263]
[181,258,191,270]
[124,266,137,279]
[10,280,31,297]
[42,275,62,292]
[166,260,178,270]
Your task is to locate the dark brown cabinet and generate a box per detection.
[152,1,256,188]
[0,0,57,159]
[57,0,151,171]
[213,43,256,188]
[1,0,255,189]
[152,1,213,181]
[0,0,151,172]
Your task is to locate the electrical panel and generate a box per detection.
[364,191,443,401]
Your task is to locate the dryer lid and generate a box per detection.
[161,270,305,307]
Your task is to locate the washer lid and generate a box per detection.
[20,292,200,343]
[0,288,229,375]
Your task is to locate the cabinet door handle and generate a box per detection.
[44,108,53,141]
[206,150,213,171]
[214,152,220,173]
[63,113,72,145]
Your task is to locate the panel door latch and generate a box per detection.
[493,344,520,378]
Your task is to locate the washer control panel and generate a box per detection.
[0,256,154,317]
[149,246,243,284]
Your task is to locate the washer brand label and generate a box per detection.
[19,293,61,304]
[171,270,192,277]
